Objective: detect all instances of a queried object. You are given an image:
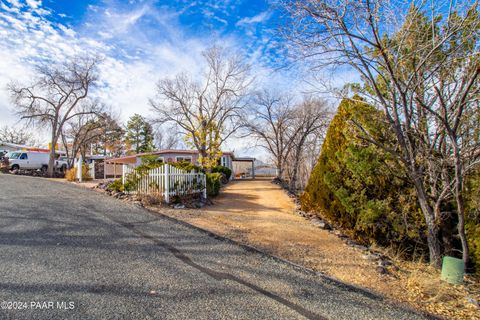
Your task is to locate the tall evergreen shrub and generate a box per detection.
[301,97,426,253]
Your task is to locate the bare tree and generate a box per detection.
[154,126,180,150]
[280,0,479,267]
[243,91,330,191]
[0,125,37,146]
[286,97,330,192]
[243,91,296,180]
[150,46,251,168]
[61,111,123,167]
[9,56,101,177]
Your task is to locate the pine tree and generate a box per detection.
[125,114,155,154]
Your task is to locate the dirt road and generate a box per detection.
[160,179,396,287]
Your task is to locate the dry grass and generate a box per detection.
[139,194,163,206]
[65,166,92,182]
[65,168,77,181]
[397,262,480,319]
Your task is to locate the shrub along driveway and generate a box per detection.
[0,174,429,319]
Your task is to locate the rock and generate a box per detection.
[333,230,342,236]
[306,211,316,218]
[310,217,326,229]
[362,254,378,261]
[192,203,200,208]
[378,259,392,267]
[132,201,143,207]
[376,266,388,274]
[467,297,479,307]
[174,204,185,209]
[346,240,368,251]
[322,223,332,230]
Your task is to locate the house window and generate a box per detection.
[220,156,229,167]
[157,157,164,163]
[176,156,192,163]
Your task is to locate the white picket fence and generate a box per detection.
[122,164,206,203]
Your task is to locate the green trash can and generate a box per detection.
[441,256,464,284]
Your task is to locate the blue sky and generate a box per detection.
[42,0,279,63]
[0,0,354,156]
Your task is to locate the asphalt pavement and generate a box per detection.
[0,174,433,319]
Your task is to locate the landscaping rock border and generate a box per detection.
[292,204,395,276]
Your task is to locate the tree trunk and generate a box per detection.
[453,145,469,269]
[289,168,298,192]
[276,159,283,180]
[200,145,210,172]
[438,207,455,256]
[455,189,470,269]
[413,176,442,268]
[136,134,140,154]
[47,132,59,178]
[289,148,301,193]
[61,132,72,169]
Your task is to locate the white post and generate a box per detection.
[77,156,83,182]
[203,173,207,200]
[122,164,126,185]
[90,160,95,179]
[164,164,170,203]
[252,160,255,179]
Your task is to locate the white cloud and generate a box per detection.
[0,0,336,158]
[25,0,41,9]
[0,2,19,13]
[5,0,22,8]
[0,0,211,143]
[236,10,271,26]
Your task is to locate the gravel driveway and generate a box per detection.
[0,174,432,319]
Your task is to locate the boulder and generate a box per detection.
[310,217,326,229]
[376,266,388,274]
[362,254,378,261]
[378,259,392,267]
